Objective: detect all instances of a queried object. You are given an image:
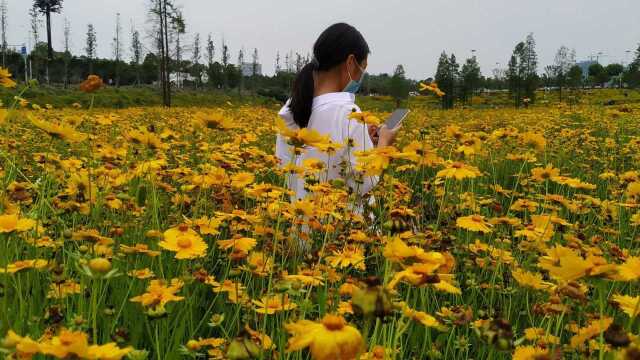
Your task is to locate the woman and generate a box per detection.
[276,23,398,203]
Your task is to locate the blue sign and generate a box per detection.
[21,46,27,56]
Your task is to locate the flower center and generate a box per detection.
[471,215,483,222]
[177,236,192,249]
[322,314,346,331]
[452,162,463,169]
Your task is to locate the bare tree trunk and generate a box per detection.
[157,0,167,106]
[559,84,563,103]
[46,6,53,60]
[163,0,171,107]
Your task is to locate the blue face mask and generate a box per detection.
[343,63,367,94]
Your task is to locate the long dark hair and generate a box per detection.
[289,23,370,128]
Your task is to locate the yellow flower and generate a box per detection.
[275,118,332,149]
[326,245,366,271]
[128,268,155,279]
[47,280,82,299]
[512,345,549,360]
[530,164,560,182]
[86,342,134,360]
[436,161,482,180]
[419,82,444,97]
[130,278,184,308]
[230,172,255,189]
[0,67,16,88]
[617,256,640,281]
[125,128,167,150]
[509,199,539,212]
[456,215,493,233]
[285,314,363,360]
[209,279,246,303]
[538,246,593,282]
[627,182,640,198]
[348,111,382,126]
[0,259,48,274]
[511,268,550,290]
[39,329,90,359]
[29,115,88,143]
[523,327,560,345]
[569,317,613,349]
[382,236,418,263]
[612,294,640,318]
[159,224,208,259]
[520,131,546,151]
[401,304,442,328]
[241,251,273,277]
[0,213,36,233]
[252,294,297,314]
[217,237,257,255]
[79,74,104,93]
[120,243,161,257]
[193,111,234,130]
[1,330,40,359]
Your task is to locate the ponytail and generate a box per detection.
[289,62,317,128]
[289,23,370,128]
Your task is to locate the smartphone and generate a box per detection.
[383,108,410,130]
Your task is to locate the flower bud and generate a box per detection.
[88,258,112,274]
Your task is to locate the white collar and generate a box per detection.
[312,92,355,110]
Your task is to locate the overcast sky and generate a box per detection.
[5,0,640,79]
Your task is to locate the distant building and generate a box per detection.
[576,60,597,79]
[240,62,262,76]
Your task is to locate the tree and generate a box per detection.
[33,0,63,61]
[85,23,97,74]
[237,47,244,93]
[251,48,258,76]
[623,43,640,88]
[434,51,458,109]
[29,8,41,47]
[0,0,7,67]
[171,9,186,87]
[147,0,183,106]
[112,13,123,86]
[221,39,229,89]
[507,35,539,108]
[460,55,481,105]
[191,33,202,87]
[275,51,281,74]
[507,42,525,107]
[567,65,583,89]
[605,63,624,77]
[29,7,42,81]
[389,64,411,107]
[550,46,575,102]
[130,27,143,85]
[588,63,608,87]
[62,17,71,87]
[206,34,214,67]
[521,33,539,103]
[605,63,624,88]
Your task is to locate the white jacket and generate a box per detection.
[275,92,379,201]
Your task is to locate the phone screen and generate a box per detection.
[384,109,410,130]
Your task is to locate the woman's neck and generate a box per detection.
[314,69,344,97]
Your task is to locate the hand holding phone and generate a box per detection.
[379,109,410,133]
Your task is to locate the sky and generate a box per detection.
[4,0,640,79]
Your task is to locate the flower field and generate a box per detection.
[2,80,640,358]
